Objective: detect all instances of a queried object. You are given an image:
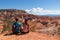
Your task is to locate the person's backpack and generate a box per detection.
[12,22,21,34]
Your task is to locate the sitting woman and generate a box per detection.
[20,18,30,34]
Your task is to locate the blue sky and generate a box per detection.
[0,0,60,15]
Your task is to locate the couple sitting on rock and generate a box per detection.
[12,18,29,35]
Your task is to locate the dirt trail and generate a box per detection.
[0,32,60,40]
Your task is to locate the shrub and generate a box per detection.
[30,26,35,32]
[2,19,12,33]
[2,23,7,32]
[7,21,12,32]
[57,26,60,35]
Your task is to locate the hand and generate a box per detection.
[21,26,23,29]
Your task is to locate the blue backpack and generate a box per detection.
[12,22,21,34]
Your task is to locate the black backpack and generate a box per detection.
[12,22,18,34]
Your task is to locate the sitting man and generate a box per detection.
[12,18,22,34]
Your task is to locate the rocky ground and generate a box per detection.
[0,32,60,40]
[0,9,60,40]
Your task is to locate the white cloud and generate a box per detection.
[25,7,60,15]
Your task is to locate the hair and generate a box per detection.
[24,18,31,25]
[15,18,18,22]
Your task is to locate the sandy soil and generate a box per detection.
[0,32,60,40]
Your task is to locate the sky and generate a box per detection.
[0,0,60,15]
